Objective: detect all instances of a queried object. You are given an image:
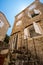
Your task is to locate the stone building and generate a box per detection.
[0,12,10,65]
[0,12,10,41]
[9,0,43,64]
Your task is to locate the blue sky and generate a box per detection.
[0,0,43,36]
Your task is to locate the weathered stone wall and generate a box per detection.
[0,12,10,41]
[28,36,43,63]
[34,36,43,62]
[28,38,35,56]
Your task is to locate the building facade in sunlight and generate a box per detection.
[9,0,43,63]
[0,12,10,41]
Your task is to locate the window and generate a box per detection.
[17,13,23,19]
[25,10,32,18]
[24,28,30,39]
[29,4,36,11]
[34,9,41,14]
[27,9,41,18]
[33,22,43,34]
[16,20,22,26]
[28,12,32,18]
[29,26,40,37]
[0,20,4,28]
[31,13,39,18]
[31,9,41,18]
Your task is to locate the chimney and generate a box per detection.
[35,0,40,2]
